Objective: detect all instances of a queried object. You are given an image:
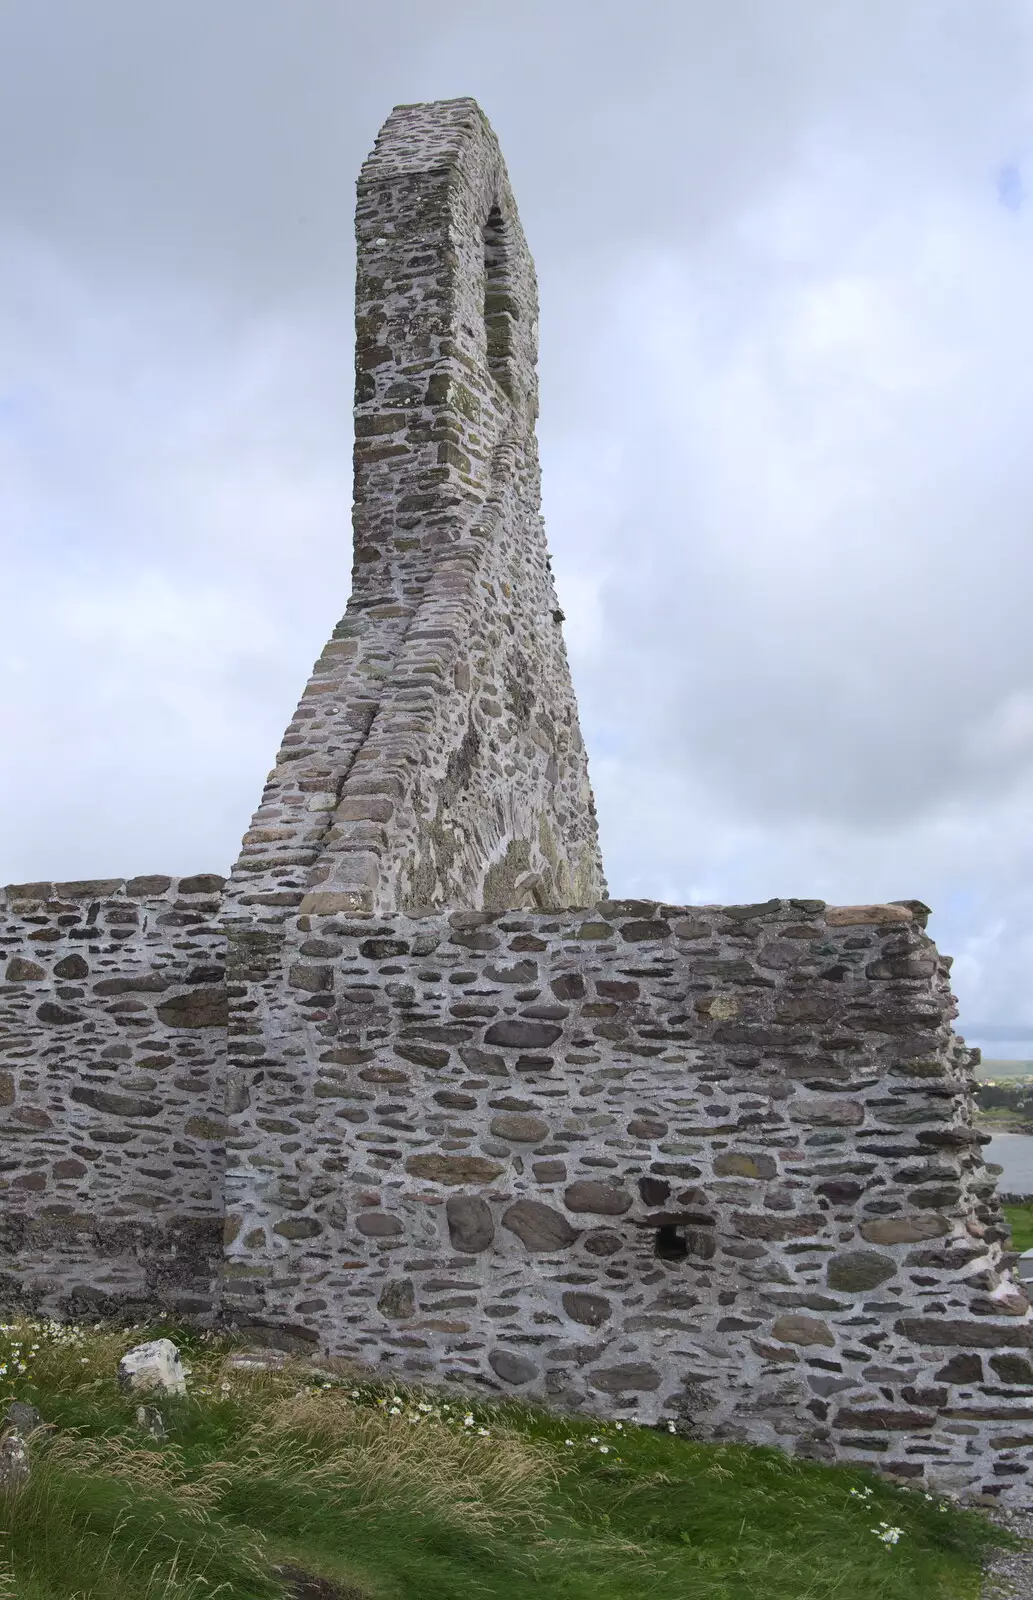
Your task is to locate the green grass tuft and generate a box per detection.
[1003,1202,1033,1252]
[0,1316,1020,1598]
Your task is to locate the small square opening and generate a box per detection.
[655,1224,688,1261]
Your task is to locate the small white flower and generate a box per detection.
[463,1413,475,1427]
[478,1427,490,1437]
[615,1422,623,1430]
[589,1435,599,1444]
[350,1389,360,1398]
[564,1439,575,1447]
[599,1444,611,1454]
[388,1405,401,1415]
[667,1421,676,1434]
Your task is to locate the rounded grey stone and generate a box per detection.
[488,1349,538,1385]
[356,1212,403,1237]
[446,1195,495,1253]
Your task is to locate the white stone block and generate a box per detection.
[117,1338,191,1396]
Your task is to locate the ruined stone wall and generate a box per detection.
[226,97,604,921]
[222,894,1032,1502]
[3,96,1030,1505]
[0,877,227,1321]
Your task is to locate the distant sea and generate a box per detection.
[983,1132,1033,1196]
[970,1047,1033,1196]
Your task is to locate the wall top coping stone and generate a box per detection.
[1,875,226,902]
[0,881,928,928]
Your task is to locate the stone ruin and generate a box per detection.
[2,97,1032,1503]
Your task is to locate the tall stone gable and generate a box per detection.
[226,98,606,919]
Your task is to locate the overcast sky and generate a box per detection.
[2,0,1032,1052]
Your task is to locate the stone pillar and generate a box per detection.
[224,98,605,921]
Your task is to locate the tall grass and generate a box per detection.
[0,1316,1018,1599]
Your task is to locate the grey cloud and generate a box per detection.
[2,0,1032,1037]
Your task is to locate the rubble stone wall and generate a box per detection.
[223,893,1032,1502]
[3,97,1030,1507]
[225,97,605,922]
[0,877,227,1322]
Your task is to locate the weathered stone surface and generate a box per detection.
[0,1430,30,1497]
[356,1213,403,1237]
[489,1349,538,1385]
[3,1403,40,1433]
[836,1408,934,1431]
[125,875,173,896]
[490,1113,549,1143]
[898,1319,1033,1349]
[177,874,225,895]
[583,1230,623,1256]
[117,1339,190,1397]
[562,1291,612,1326]
[406,1155,504,1186]
[155,987,228,1028]
[378,1278,415,1319]
[860,1214,949,1244]
[793,1095,865,1127]
[446,1195,495,1252]
[135,1404,166,1439]
[53,953,89,979]
[502,1200,579,1250]
[564,1180,632,1215]
[936,1353,983,1383]
[36,1002,81,1024]
[70,1086,162,1119]
[714,1151,776,1179]
[771,1315,835,1348]
[272,1217,323,1240]
[589,1364,662,1393]
[484,1020,563,1049]
[825,905,913,926]
[990,1354,1033,1385]
[5,957,45,982]
[827,1251,897,1292]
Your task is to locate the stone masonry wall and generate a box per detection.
[3,97,1029,1507]
[223,894,1032,1502]
[0,877,227,1322]
[225,98,605,921]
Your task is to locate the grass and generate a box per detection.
[1004,1202,1033,1253]
[0,1317,1019,1599]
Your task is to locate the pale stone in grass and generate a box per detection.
[117,1337,191,1396]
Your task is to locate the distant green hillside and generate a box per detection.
[976,1059,1033,1083]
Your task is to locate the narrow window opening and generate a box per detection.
[655,1225,688,1262]
[482,203,516,397]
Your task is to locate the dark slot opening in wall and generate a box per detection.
[655,1225,688,1261]
[482,203,515,397]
